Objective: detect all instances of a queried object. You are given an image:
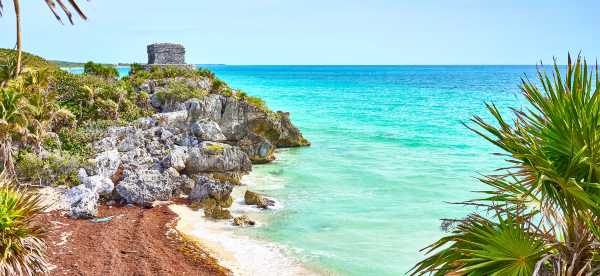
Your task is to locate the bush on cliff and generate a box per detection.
[51,70,154,122]
[83,61,118,79]
[156,80,209,105]
[411,56,600,275]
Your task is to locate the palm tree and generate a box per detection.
[0,84,28,175]
[0,0,88,75]
[411,55,600,275]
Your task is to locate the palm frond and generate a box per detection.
[411,214,548,275]
[0,0,88,24]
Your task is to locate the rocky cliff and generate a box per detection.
[61,67,309,218]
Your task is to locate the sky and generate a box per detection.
[0,0,598,65]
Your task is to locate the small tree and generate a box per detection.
[0,0,88,76]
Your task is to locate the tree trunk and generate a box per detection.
[13,0,22,75]
[1,138,15,176]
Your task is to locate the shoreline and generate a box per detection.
[169,196,318,276]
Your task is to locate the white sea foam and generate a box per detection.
[169,172,324,276]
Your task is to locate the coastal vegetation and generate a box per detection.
[83,61,118,79]
[412,55,600,275]
[0,44,310,273]
[0,172,48,275]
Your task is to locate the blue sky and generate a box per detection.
[0,0,598,65]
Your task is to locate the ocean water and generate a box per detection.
[68,65,534,275]
[204,65,534,275]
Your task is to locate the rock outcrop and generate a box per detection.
[244,190,275,209]
[233,215,255,227]
[62,66,308,219]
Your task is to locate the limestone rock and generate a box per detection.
[82,175,114,196]
[244,190,275,209]
[37,186,70,213]
[191,120,227,141]
[239,133,275,164]
[66,185,99,219]
[233,215,256,227]
[116,170,175,205]
[189,176,233,202]
[93,150,121,178]
[204,207,232,220]
[164,146,188,172]
[185,142,252,173]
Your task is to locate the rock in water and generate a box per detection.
[233,215,256,227]
[116,170,175,205]
[204,207,232,220]
[66,185,99,219]
[244,190,275,209]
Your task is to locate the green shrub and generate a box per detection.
[15,150,87,187]
[211,78,227,93]
[50,70,153,123]
[129,63,145,76]
[233,90,269,112]
[0,172,49,274]
[245,95,268,111]
[156,80,208,104]
[128,65,217,82]
[0,48,60,71]
[83,61,119,79]
[197,68,215,79]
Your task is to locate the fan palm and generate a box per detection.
[412,55,600,275]
[0,170,49,275]
[0,0,88,75]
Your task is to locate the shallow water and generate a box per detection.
[205,65,533,275]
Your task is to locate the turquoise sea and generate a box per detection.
[72,65,534,275]
[206,65,533,275]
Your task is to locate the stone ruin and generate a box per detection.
[147,43,186,64]
[145,43,195,70]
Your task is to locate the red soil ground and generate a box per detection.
[39,204,230,276]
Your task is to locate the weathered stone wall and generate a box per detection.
[147,43,186,64]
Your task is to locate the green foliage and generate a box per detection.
[155,80,208,104]
[127,65,217,83]
[197,68,215,79]
[0,48,59,71]
[83,61,118,79]
[233,90,269,112]
[0,172,49,275]
[50,70,153,123]
[245,95,268,111]
[412,214,547,275]
[15,150,86,187]
[412,55,600,275]
[211,78,226,93]
[129,63,145,76]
